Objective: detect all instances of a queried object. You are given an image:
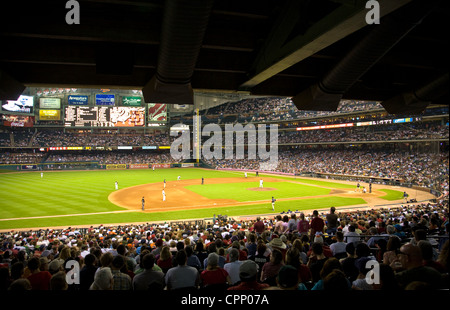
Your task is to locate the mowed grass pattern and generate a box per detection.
[0,168,368,230]
[186,181,330,202]
[0,168,238,219]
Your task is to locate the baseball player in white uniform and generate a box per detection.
[162,189,166,201]
[259,179,264,188]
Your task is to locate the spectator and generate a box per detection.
[157,246,173,274]
[326,207,339,235]
[185,245,202,270]
[253,242,270,281]
[227,260,270,290]
[253,217,265,235]
[395,243,443,289]
[245,233,257,259]
[285,247,312,284]
[292,239,308,265]
[200,253,231,289]
[276,265,307,290]
[50,271,68,290]
[132,253,165,291]
[312,257,346,290]
[308,241,329,284]
[352,257,375,290]
[418,240,446,273]
[371,263,400,290]
[288,214,298,232]
[165,250,200,291]
[8,278,32,291]
[260,248,284,285]
[79,253,98,290]
[297,213,310,235]
[322,269,351,291]
[340,242,359,282]
[224,248,243,285]
[330,231,347,259]
[273,215,284,235]
[110,255,132,290]
[383,236,402,267]
[437,240,449,273]
[89,267,113,290]
[193,241,208,270]
[26,256,52,290]
[344,224,361,244]
[310,210,325,238]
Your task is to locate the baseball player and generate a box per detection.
[259,179,264,188]
[115,181,118,190]
[162,189,166,201]
[403,191,409,203]
[245,172,247,178]
[164,179,166,188]
[201,177,204,185]
[141,197,145,211]
[177,176,181,181]
[41,172,44,178]
[271,197,276,211]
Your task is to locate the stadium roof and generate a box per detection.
[0,0,448,114]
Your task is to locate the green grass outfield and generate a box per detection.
[0,168,371,230]
[378,189,406,201]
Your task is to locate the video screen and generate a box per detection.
[1,95,34,114]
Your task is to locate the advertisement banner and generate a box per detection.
[1,115,34,127]
[122,96,142,106]
[95,94,115,106]
[21,165,38,170]
[181,163,195,168]
[148,103,167,122]
[106,164,127,170]
[152,164,171,169]
[68,95,89,105]
[39,109,61,121]
[129,164,150,169]
[39,98,61,109]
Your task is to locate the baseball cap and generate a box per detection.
[277,265,299,288]
[239,260,258,280]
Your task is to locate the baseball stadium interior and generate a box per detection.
[0,0,449,295]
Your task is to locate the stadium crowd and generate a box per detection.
[205,98,384,122]
[278,124,448,144]
[0,130,172,148]
[205,149,449,191]
[0,200,448,291]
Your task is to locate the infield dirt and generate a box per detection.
[108,176,435,213]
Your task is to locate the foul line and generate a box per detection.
[0,210,135,222]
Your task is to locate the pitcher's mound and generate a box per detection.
[247,187,277,191]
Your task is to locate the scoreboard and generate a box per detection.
[64,106,145,127]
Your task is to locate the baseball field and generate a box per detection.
[0,167,432,231]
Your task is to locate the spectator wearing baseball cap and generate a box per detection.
[227,260,269,290]
[276,265,308,290]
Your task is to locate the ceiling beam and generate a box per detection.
[239,0,413,91]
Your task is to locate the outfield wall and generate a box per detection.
[0,162,200,171]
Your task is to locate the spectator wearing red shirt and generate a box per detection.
[200,253,231,288]
[253,217,265,236]
[26,256,52,290]
[310,210,325,239]
[297,213,310,235]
